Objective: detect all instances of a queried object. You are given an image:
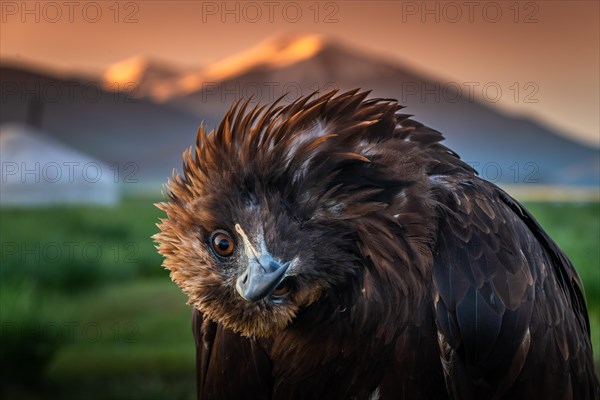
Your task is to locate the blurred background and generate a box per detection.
[1,1,598,399]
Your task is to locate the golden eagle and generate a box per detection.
[154,90,599,399]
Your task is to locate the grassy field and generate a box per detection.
[0,198,598,399]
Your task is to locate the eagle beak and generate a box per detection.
[235,254,291,302]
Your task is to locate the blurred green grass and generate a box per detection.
[0,197,167,293]
[0,198,598,399]
[45,281,195,400]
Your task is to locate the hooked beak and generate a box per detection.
[235,254,291,302]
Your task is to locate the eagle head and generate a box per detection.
[154,90,429,338]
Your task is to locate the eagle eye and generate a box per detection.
[210,231,235,258]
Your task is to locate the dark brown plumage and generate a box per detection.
[154,89,599,399]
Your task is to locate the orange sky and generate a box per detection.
[1,0,598,146]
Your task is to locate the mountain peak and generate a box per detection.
[103,56,183,96]
[177,33,326,95]
[103,55,147,85]
[207,33,325,76]
[261,33,328,62]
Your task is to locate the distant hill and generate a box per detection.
[164,35,600,187]
[1,34,598,189]
[0,64,200,187]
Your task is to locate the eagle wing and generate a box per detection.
[192,308,272,399]
[431,177,598,399]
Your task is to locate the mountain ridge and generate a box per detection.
[1,34,598,187]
